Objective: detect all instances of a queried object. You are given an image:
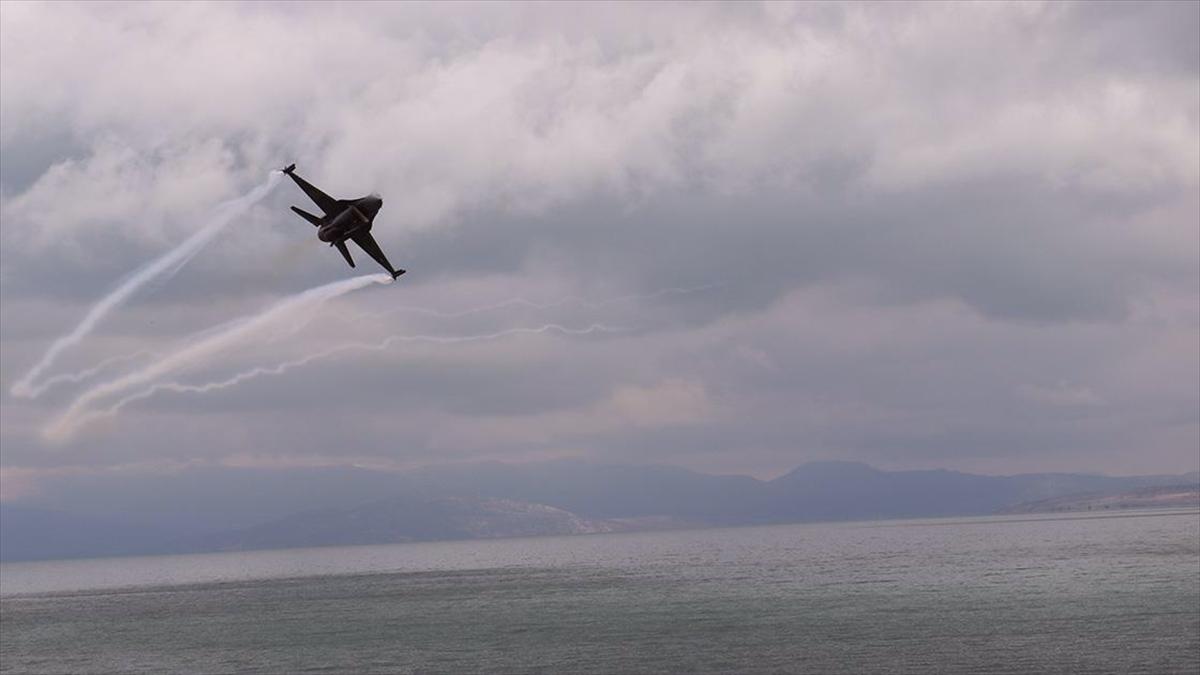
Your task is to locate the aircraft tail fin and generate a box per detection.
[281,163,296,175]
[290,206,322,226]
[392,269,406,280]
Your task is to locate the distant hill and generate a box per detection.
[1000,485,1200,514]
[3,460,1197,561]
[202,496,620,552]
[0,505,181,562]
[763,462,1200,522]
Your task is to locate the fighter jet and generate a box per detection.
[280,164,405,279]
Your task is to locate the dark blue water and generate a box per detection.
[2,511,1198,673]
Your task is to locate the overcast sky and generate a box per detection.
[1,1,1197,500]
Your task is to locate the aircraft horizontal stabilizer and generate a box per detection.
[335,240,355,268]
[290,206,322,226]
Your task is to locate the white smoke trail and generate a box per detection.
[44,273,394,441]
[351,283,723,324]
[70,323,621,430]
[14,350,157,399]
[10,172,283,399]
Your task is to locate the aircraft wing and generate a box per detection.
[351,232,397,274]
[334,241,355,268]
[284,169,340,215]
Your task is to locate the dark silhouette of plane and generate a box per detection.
[280,164,405,279]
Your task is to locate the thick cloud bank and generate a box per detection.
[1,2,1196,497]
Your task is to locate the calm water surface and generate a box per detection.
[2,511,1198,673]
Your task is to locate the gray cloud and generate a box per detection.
[1,2,1196,497]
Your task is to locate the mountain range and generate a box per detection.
[2,460,1197,562]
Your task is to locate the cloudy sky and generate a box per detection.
[1,1,1197,501]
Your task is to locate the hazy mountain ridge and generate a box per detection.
[0,505,180,562]
[1000,485,1200,514]
[2,460,1197,561]
[201,496,621,553]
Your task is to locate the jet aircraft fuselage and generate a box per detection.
[315,194,381,243]
[281,164,405,279]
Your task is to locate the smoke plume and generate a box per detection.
[10,172,282,398]
[78,323,621,428]
[44,272,393,441]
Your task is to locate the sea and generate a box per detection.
[1,510,1197,674]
